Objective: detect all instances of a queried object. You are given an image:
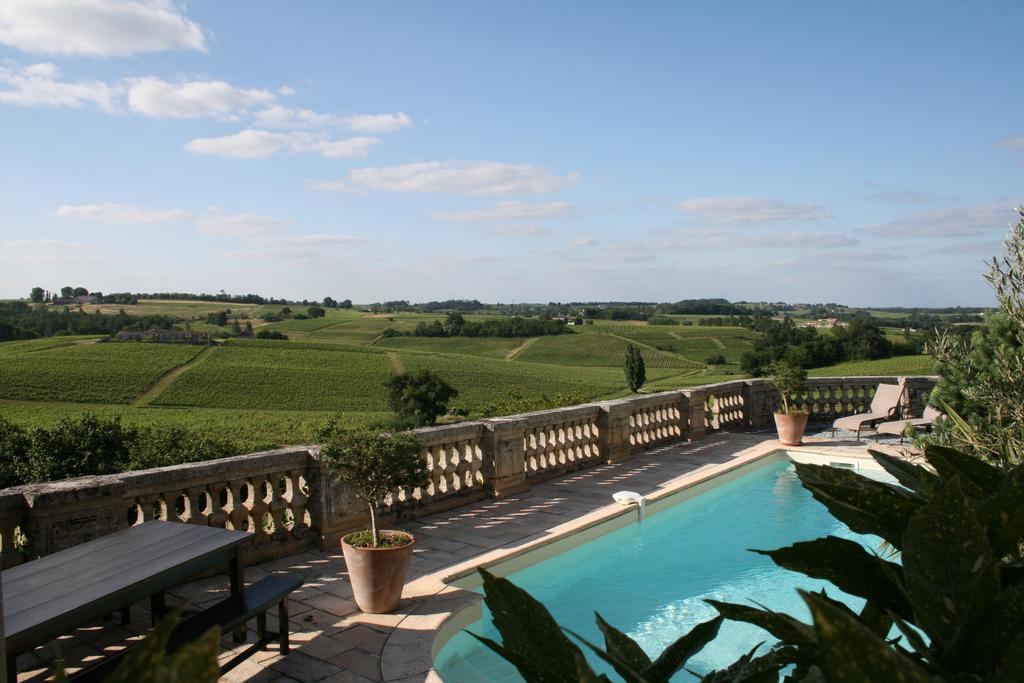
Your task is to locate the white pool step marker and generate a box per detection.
[613,490,646,520]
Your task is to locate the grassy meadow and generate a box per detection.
[0,300,937,450]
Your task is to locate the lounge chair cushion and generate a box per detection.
[876,406,943,436]
[832,383,905,431]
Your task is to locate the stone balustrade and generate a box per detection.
[0,375,937,568]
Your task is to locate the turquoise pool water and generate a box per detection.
[434,457,881,681]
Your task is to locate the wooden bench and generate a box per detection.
[75,574,304,680]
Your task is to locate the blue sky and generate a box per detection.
[1,1,1022,306]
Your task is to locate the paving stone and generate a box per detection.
[320,670,377,683]
[269,651,342,681]
[334,625,389,654]
[300,593,360,618]
[327,647,381,681]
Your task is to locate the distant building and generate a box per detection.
[799,318,848,329]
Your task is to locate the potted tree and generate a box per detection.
[319,427,429,614]
[766,360,810,446]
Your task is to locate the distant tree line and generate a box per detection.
[384,312,572,339]
[0,301,176,341]
[740,317,913,374]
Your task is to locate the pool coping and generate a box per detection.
[380,436,883,682]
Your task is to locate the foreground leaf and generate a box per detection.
[705,600,816,646]
[802,590,933,683]
[753,535,912,620]
[794,462,921,549]
[595,612,652,680]
[902,477,1000,655]
[476,568,595,682]
[646,616,724,681]
[924,443,1003,497]
[869,449,938,493]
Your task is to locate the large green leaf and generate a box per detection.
[595,612,652,681]
[794,462,921,549]
[902,477,1000,657]
[477,568,594,682]
[564,627,649,683]
[646,615,723,681]
[802,591,933,683]
[924,443,1003,497]
[858,600,895,640]
[995,633,1024,683]
[704,600,816,646]
[470,632,604,683]
[753,536,912,620]
[889,613,931,662]
[869,449,938,493]
[698,644,793,683]
[968,582,1024,677]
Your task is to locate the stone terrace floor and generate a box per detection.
[15,430,903,683]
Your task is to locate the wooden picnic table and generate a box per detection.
[2,521,251,680]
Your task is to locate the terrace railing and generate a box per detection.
[0,375,936,569]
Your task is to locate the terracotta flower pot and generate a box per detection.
[341,531,415,614]
[774,411,810,446]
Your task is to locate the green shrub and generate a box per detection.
[623,344,646,392]
[317,427,427,546]
[766,360,806,414]
[0,414,242,489]
[387,370,458,427]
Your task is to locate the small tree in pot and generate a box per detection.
[766,360,810,446]
[318,426,429,613]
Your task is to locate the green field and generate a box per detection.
[515,333,700,369]
[807,355,936,377]
[0,339,202,403]
[152,345,393,411]
[376,336,525,359]
[0,302,937,450]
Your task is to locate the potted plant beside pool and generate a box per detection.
[766,360,810,446]
[320,427,429,614]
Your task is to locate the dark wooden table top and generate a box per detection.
[2,522,250,655]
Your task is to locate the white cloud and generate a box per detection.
[0,0,206,57]
[0,62,119,111]
[56,202,190,223]
[868,201,1020,237]
[433,200,572,222]
[568,237,596,247]
[340,112,412,133]
[675,197,833,224]
[184,130,292,158]
[252,104,337,129]
[345,161,580,195]
[127,77,275,120]
[487,224,551,237]
[316,136,379,159]
[998,136,1024,150]
[196,212,290,237]
[184,130,379,159]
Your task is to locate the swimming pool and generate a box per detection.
[434,453,885,681]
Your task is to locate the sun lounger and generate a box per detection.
[876,405,943,442]
[832,383,905,440]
